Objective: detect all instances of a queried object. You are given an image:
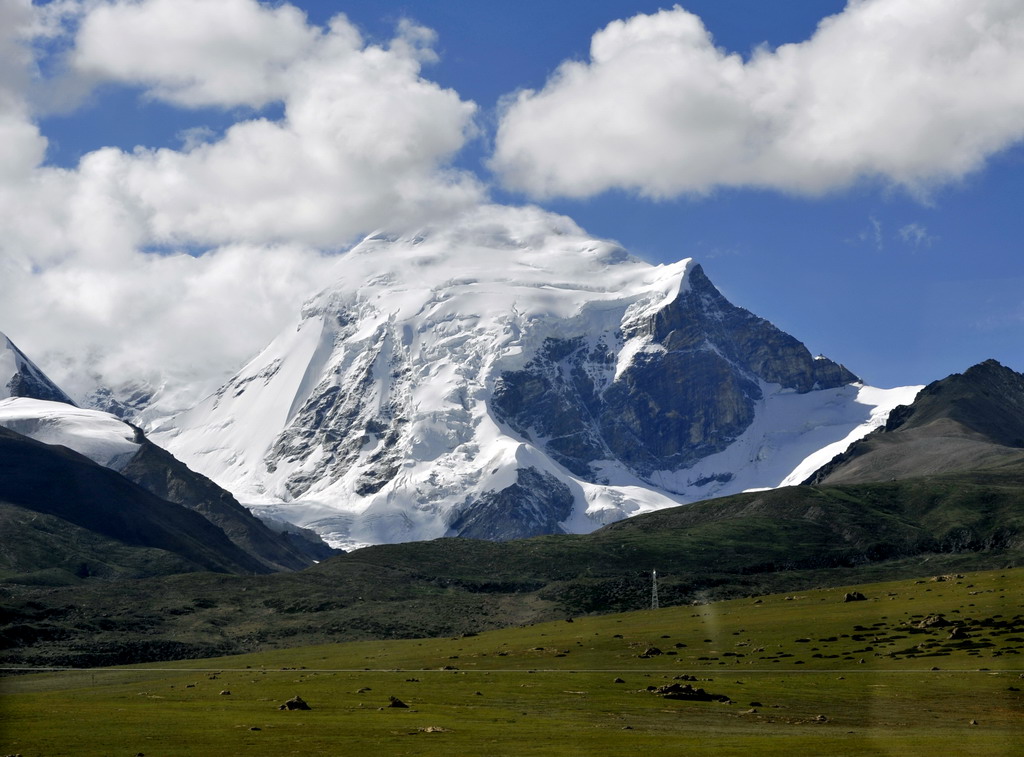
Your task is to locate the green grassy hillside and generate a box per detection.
[3,568,1022,756]
[3,467,1023,667]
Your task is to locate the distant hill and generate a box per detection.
[806,359,1024,485]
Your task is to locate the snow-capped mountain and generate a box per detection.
[151,206,920,549]
[1,332,142,468]
[1,332,76,405]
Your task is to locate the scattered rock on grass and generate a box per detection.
[649,683,730,703]
[278,696,311,711]
[388,696,409,708]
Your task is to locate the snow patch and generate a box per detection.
[0,397,140,469]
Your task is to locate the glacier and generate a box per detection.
[148,205,921,549]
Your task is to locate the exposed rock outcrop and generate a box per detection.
[450,467,574,540]
[494,265,857,480]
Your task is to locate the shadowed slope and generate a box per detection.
[0,427,271,577]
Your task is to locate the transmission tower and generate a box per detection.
[651,569,659,610]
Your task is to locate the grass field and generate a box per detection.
[3,567,1022,756]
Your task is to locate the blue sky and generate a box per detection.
[4,0,1023,395]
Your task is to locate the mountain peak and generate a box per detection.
[894,358,1024,447]
[806,359,1024,485]
[153,209,913,549]
[0,332,76,406]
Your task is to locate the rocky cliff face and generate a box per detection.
[493,264,858,484]
[449,467,574,540]
[263,312,413,502]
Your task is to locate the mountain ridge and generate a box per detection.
[0,426,271,577]
[805,359,1024,485]
[151,206,917,548]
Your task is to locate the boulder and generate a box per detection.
[651,683,730,703]
[916,615,952,629]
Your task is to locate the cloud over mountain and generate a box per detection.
[492,0,1024,199]
[0,0,483,407]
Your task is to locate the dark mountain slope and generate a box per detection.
[0,330,333,571]
[888,359,1024,444]
[120,433,335,570]
[0,427,272,577]
[0,501,214,583]
[807,360,1024,485]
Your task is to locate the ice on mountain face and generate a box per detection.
[0,332,76,405]
[151,205,917,549]
[0,397,141,470]
[617,381,921,501]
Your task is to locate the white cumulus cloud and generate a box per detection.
[72,0,319,108]
[492,0,1024,199]
[0,0,483,410]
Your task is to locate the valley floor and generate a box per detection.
[2,567,1022,755]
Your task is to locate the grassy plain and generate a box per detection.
[3,567,1022,756]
